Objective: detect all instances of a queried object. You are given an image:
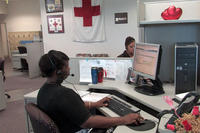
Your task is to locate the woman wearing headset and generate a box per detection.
[37,50,143,133]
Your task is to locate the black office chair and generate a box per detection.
[0,58,11,98]
[25,103,60,133]
[18,46,28,71]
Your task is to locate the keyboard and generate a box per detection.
[107,96,156,131]
[107,97,139,116]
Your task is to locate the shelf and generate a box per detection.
[139,19,200,26]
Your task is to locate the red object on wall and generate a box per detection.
[161,6,182,20]
[74,0,100,27]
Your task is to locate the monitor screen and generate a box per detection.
[133,43,160,80]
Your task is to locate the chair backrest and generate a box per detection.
[18,46,27,54]
[0,58,5,81]
[25,103,60,133]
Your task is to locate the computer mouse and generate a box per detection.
[127,120,145,127]
[126,119,156,131]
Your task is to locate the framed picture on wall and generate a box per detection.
[47,15,64,33]
[45,0,63,13]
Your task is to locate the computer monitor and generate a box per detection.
[133,42,164,96]
[78,58,133,84]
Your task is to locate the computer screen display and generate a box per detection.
[133,43,160,80]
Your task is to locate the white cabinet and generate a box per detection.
[138,0,200,25]
[0,71,6,110]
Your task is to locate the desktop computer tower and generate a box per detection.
[175,43,198,94]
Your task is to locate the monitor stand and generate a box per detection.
[134,78,165,96]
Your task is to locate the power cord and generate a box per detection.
[65,80,80,96]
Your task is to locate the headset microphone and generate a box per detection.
[70,74,75,77]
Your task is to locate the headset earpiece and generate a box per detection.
[56,70,62,76]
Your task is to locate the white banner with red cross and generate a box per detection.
[72,0,105,42]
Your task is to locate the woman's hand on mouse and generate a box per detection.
[122,113,144,125]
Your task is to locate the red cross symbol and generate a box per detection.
[74,0,100,27]
[53,21,58,28]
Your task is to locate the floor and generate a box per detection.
[0,58,45,133]
[5,59,31,103]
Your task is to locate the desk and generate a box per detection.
[88,80,176,112]
[24,81,176,133]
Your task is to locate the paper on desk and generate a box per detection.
[176,92,189,99]
[78,90,90,97]
[115,60,132,81]
[82,93,110,102]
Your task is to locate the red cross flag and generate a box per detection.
[73,0,105,42]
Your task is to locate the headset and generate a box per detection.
[47,52,62,76]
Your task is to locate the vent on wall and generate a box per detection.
[0,1,8,14]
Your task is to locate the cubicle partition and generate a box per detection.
[11,42,44,78]
[64,57,133,84]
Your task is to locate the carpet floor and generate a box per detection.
[0,100,26,133]
[4,74,46,92]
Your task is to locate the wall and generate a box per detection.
[4,0,41,32]
[40,0,139,57]
[139,0,200,82]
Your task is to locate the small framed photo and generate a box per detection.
[127,67,139,85]
[45,0,63,13]
[47,15,64,33]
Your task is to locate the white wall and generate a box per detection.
[5,0,41,32]
[40,0,139,57]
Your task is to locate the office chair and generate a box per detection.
[17,46,28,71]
[25,103,60,133]
[0,58,10,99]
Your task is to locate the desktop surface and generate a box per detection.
[88,80,176,112]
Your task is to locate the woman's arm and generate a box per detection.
[81,113,143,128]
[85,97,110,109]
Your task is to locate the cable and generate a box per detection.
[65,80,80,96]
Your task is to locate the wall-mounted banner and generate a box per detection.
[115,12,128,24]
[72,0,105,42]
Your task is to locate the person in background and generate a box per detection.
[118,36,135,57]
[37,50,144,133]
